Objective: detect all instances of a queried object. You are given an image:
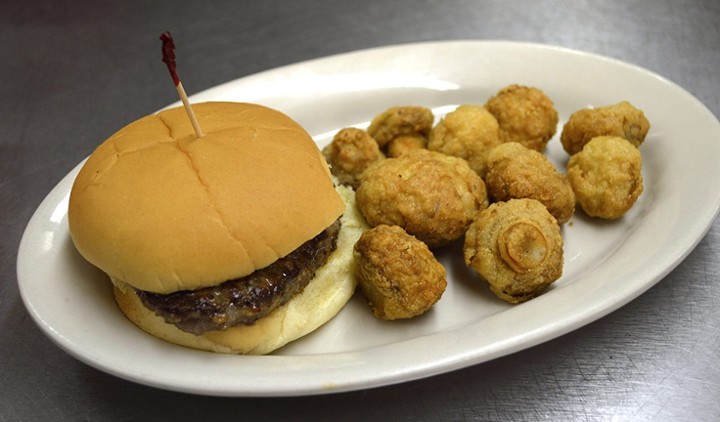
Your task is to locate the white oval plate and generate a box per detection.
[17,41,720,397]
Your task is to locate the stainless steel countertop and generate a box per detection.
[2,1,718,420]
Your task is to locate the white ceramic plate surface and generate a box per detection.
[17,41,720,397]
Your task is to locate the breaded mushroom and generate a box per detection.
[427,104,501,177]
[322,127,383,189]
[386,134,426,158]
[485,84,559,151]
[367,106,434,149]
[356,149,488,248]
[560,101,650,155]
[354,225,447,320]
[463,198,564,304]
[567,136,643,219]
[485,142,575,224]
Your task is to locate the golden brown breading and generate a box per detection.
[356,149,488,248]
[485,84,559,151]
[567,136,643,219]
[560,101,650,155]
[386,134,426,158]
[322,127,383,189]
[367,106,434,149]
[354,225,447,320]
[463,198,564,304]
[427,105,501,177]
[485,142,575,224]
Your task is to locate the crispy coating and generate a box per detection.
[367,106,434,148]
[322,127,383,189]
[356,149,488,248]
[463,198,563,304]
[386,134,426,158]
[560,101,650,155]
[354,225,447,320]
[485,142,575,224]
[567,136,643,219]
[427,105,501,177]
[485,85,559,151]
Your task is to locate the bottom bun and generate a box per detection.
[114,185,367,355]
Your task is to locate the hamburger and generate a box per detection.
[68,101,366,354]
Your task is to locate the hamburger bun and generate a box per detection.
[68,102,366,354]
[69,101,344,293]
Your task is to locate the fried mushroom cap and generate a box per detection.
[427,105,501,177]
[356,149,488,248]
[323,127,383,189]
[354,225,447,320]
[464,198,564,304]
[485,142,575,224]
[485,84,559,151]
[567,136,643,219]
[386,134,427,158]
[367,106,434,149]
[560,101,650,155]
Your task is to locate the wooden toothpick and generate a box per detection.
[160,31,204,138]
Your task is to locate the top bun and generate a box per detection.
[69,102,344,294]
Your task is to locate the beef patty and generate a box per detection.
[136,219,341,335]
